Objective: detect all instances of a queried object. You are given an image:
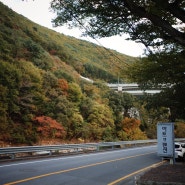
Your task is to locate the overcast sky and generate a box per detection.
[0,0,145,57]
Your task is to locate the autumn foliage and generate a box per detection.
[1,2,175,146]
[175,122,185,138]
[58,78,69,95]
[120,117,147,140]
[34,116,66,139]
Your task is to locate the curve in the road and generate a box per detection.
[4,152,156,185]
[108,161,165,185]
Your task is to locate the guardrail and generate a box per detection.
[0,139,184,160]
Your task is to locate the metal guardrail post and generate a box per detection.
[11,153,15,160]
[0,139,184,160]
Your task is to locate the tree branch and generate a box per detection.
[152,0,185,23]
[124,0,185,47]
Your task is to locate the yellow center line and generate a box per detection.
[108,161,166,185]
[4,152,155,185]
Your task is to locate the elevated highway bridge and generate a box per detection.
[79,76,161,96]
[107,83,161,95]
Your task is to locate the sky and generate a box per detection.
[0,0,145,57]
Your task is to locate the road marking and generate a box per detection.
[108,161,165,185]
[4,152,155,185]
[0,145,156,168]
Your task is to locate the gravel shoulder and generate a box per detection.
[137,162,185,185]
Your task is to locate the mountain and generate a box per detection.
[0,2,137,83]
[0,2,145,146]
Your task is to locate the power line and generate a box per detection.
[58,0,131,68]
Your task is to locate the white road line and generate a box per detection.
[0,145,156,168]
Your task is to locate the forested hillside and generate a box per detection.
[0,2,161,146]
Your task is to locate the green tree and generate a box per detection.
[80,97,94,119]
[86,102,115,140]
[128,52,185,121]
[68,82,83,104]
[51,0,185,48]
[23,39,43,59]
[0,85,9,141]
[105,90,135,134]
[67,112,84,139]
[51,0,185,122]
[106,91,135,117]
[41,71,59,105]
[0,60,21,119]
[17,60,44,116]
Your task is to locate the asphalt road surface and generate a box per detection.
[0,145,162,185]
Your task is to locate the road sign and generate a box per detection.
[157,123,174,158]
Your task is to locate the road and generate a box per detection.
[0,145,162,185]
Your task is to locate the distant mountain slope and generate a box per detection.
[0,1,137,83]
[0,2,145,145]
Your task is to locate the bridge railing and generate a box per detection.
[0,139,184,160]
[107,83,162,95]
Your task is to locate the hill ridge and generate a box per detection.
[0,1,145,146]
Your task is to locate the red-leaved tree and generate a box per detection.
[120,117,147,140]
[34,116,66,139]
[58,78,69,96]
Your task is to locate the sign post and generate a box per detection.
[157,122,175,164]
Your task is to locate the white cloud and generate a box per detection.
[0,0,145,57]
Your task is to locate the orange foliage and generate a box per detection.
[58,78,69,95]
[121,117,147,140]
[49,49,57,55]
[34,116,66,139]
[122,117,140,133]
[175,122,185,138]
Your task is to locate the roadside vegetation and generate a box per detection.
[0,2,184,146]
